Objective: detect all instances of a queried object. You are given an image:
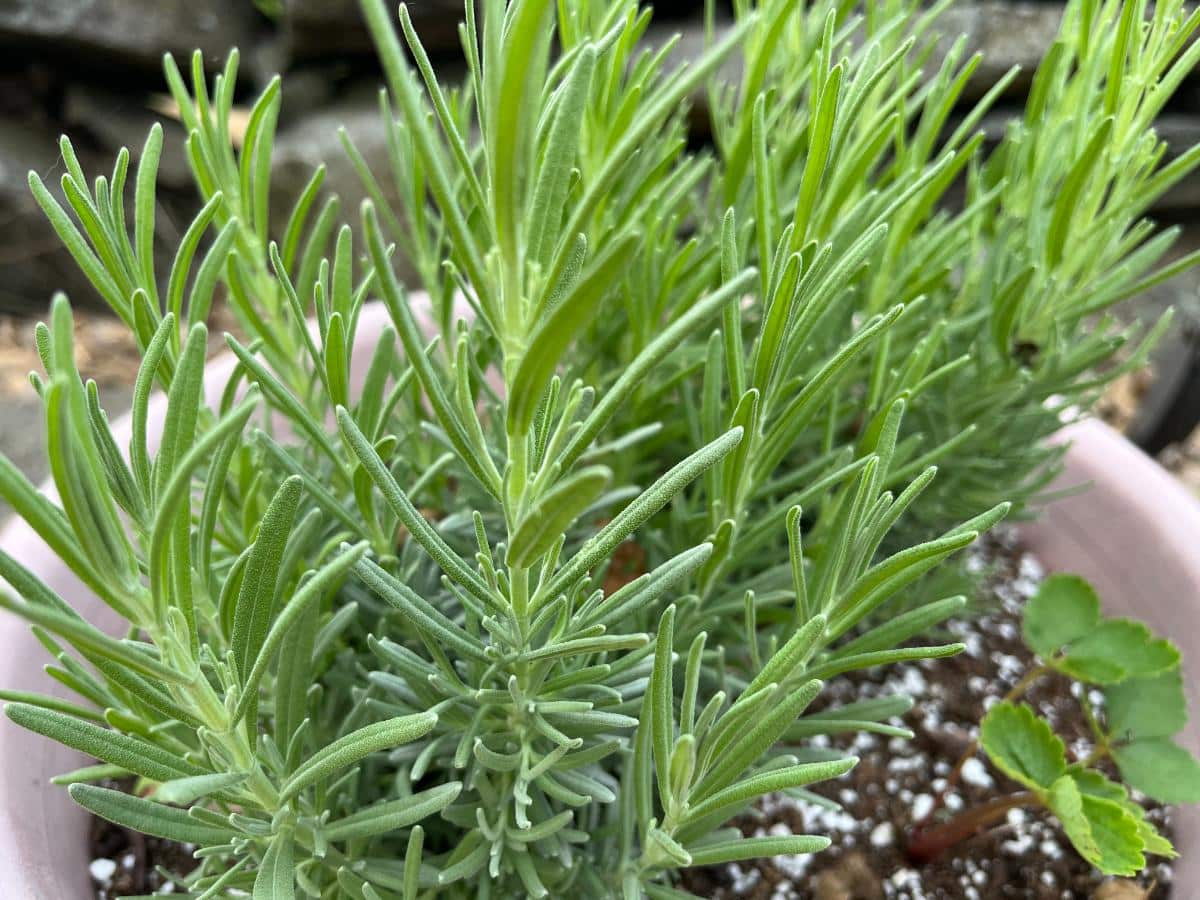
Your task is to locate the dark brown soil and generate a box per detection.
[88,780,197,899]
[679,532,1174,899]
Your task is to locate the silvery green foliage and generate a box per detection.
[0,0,1196,896]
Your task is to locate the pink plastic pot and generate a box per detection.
[0,308,1197,893]
[1020,418,1200,888]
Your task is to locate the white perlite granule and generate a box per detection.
[870,821,896,847]
[89,858,117,883]
[960,757,994,789]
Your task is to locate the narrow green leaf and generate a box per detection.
[254,828,295,900]
[513,231,640,433]
[544,429,743,600]
[234,542,369,725]
[686,834,830,867]
[509,466,612,568]
[232,476,303,673]
[155,772,248,806]
[5,703,202,783]
[337,407,495,605]
[280,711,439,803]
[323,782,462,842]
[69,783,236,844]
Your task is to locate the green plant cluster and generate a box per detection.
[0,0,1197,897]
[977,574,1200,875]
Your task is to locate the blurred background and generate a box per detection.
[2,0,1200,516]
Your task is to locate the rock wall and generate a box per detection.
[0,0,1197,317]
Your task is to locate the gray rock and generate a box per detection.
[0,393,50,523]
[0,123,108,312]
[0,0,259,72]
[63,85,193,190]
[282,0,463,63]
[0,386,133,523]
[931,2,1063,100]
[269,87,421,286]
[0,112,197,314]
[644,3,1063,131]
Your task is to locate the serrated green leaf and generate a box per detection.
[1057,619,1179,684]
[1022,573,1100,658]
[1046,775,1145,876]
[1105,668,1188,741]
[1071,770,1179,860]
[1111,737,1200,804]
[979,702,1066,790]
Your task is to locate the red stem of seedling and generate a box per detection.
[915,663,1050,827]
[906,791,1035,864]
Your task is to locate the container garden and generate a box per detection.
[2,300,1198,895]
[2,0,1200,897]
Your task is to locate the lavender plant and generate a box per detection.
[0,0,1198,896]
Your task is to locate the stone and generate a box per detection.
[0,0,259,73]
[63,85,193,190]
[813,850,885,900]
[268,85,422,287]
[0,121,110,313]
[931,2,1064,100]
[644,3,1063,133]
[1092,879,1150,900]
[282,0,463,63]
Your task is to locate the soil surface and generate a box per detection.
[86,533,1175,899]
[89,781,197,898]
[679,532,1173,899]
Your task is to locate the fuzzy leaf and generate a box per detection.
[685,834,830,867]
[254,829,295,900]
[281,711,439,803]
[5,703,202,784]
[543,429,743,600]
[231,476,303,675]
[508,466,612,568]
[69,783,236,844]
[324,782,462,842]
[155,772,248,806]
[510,231,640,433]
